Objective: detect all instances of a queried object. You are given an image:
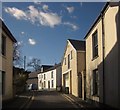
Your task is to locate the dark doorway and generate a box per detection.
[78,73,82,98]
[48,81,50,89]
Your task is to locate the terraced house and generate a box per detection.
[0,19,17,101]
[38,63,62,90]
[85,2,120,109]
[62,39,86,99]
[27,71,38,90]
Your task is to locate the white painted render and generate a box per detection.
[38,66,62,90]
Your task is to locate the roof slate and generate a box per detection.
[68,39,85,51]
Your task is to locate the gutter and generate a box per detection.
[101,13,105,104]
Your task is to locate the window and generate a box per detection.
[1,35,6,56]
[2,71,5,95]
[70,50,73,59]
[44,74,46,80]
[51,71,53,78]
[51,80,54,88]
[92,30,98,58]
[44,81,46,88]
[64,57,66,65]
[40,80,41,84]
[68,54,70,69]
[92,69,99,96]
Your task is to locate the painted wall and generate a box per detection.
[103,6,119,108]
[85,5,120,108]
[44,69,56,89]
[86,18,102,103]
[62,41,77,96]
[1,31,14,100]
[62,41,85,97]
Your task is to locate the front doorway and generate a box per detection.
[48,81,50,89]
[78,73,82,98]
[70,71,72,94]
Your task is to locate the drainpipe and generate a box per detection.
[101,13,105,104]
[118,2,120,108]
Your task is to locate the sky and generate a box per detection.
[2,2,105,71]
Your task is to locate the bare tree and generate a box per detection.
[13,42,23,67]
[27,58,41,71]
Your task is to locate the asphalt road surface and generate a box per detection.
[26,90,80,109]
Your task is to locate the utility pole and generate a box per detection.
[24,56,26,71]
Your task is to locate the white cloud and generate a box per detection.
[4,6,61,28]
[4,7,27,20]
[42,4,49,11]
[4,6,78,31]
[21,31,25,35]
[63,22,79,30]
[28,38,36,45]
[33,0,41,5]
[66,6,74,13]
[28,5,61,28]
[27,5,39,24]
[39,11,61,28]
[17,41,23,46]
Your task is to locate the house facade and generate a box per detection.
[0,19,17,101]
[38,63,62,90]
[26,71,38,90]
[62,39,86,99]
[85,2,120,109]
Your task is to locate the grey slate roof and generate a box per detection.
[68,39,85,51]
[43,63,61,72]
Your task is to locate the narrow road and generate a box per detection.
[26,91,80,109]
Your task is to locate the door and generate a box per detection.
[65,73,69,87]
[48,81,50,89]
[70,71,72,94]
[78,73,82,98]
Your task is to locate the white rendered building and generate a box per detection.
[38,63,62,90]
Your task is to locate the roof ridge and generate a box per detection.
[68,39,85,42]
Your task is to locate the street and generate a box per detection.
[26,90,80,109]
[2,90,111,109]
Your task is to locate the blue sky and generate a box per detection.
[2,2,105,70]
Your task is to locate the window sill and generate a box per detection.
[92,55,99,61]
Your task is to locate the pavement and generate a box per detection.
[62,93,117,109]
[2,91,33,110]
